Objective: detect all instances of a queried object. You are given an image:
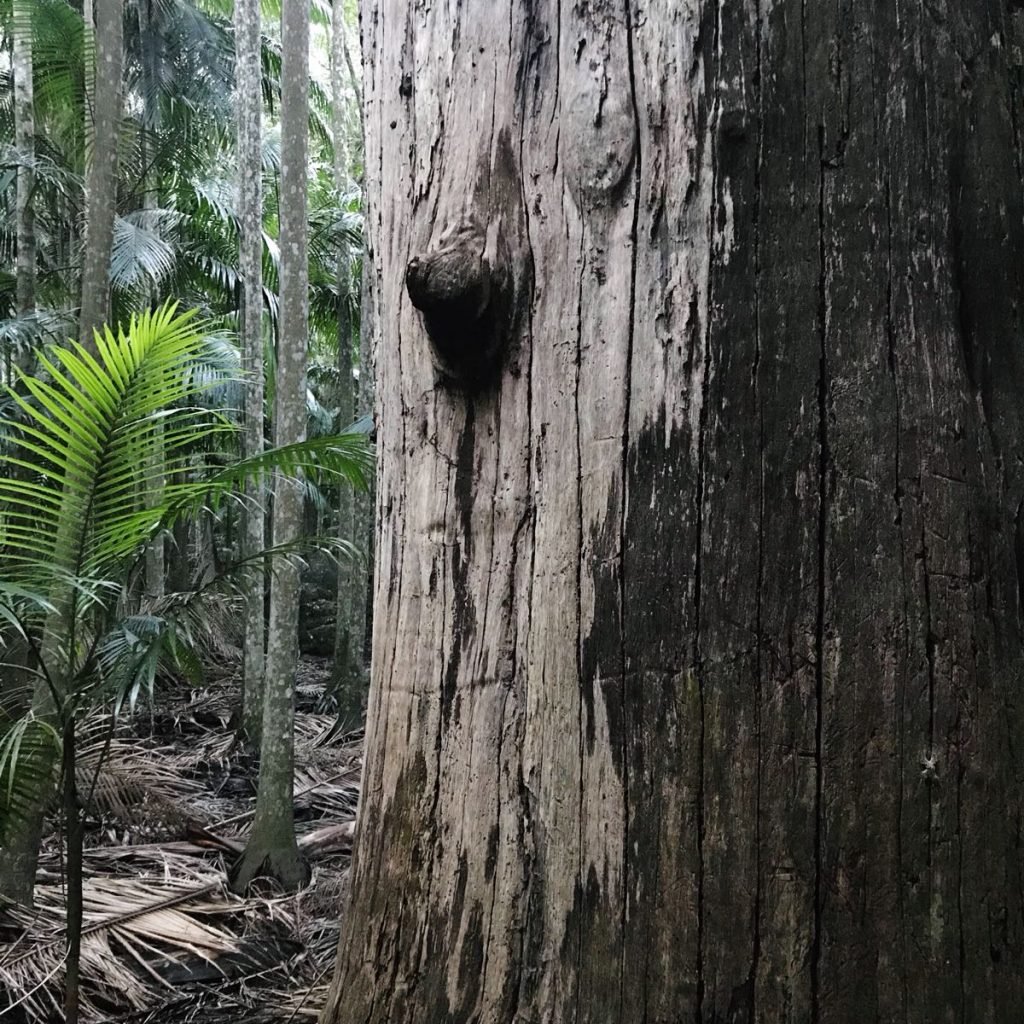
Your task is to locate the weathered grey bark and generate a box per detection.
[323,3,1024,1022]
[235,0,266,745]
[13,0,35,331]
[329,7,366,719]
[79,0,122,348]
[231,0,310,893]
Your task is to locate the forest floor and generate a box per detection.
[0,655,362,1024]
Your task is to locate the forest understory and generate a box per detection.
[0,654,360,1024]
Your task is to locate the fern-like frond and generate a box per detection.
[0,304,232,611]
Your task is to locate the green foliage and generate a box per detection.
[0,304,232,598]
[0,715,60,844]
[0,304,371,843]
[0,0,366,449]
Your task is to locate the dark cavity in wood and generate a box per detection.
[406,221,514,391]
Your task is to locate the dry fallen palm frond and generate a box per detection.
[1,658,364,1024]
[77,735,206,834]
[292,713,337,749]
[292,763,361,820]
[297,821,355,856]
[0,862,254,1023]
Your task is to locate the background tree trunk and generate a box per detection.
[231,0,310,894]
[324,2,1024,1022]
[138,0,164,601]
[234,0,266,746]
[329,8,366,722]
[78,0,123,347]
[13,0,35,332]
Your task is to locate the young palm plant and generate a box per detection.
[0,302,369,1022]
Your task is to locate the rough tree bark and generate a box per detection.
[234,0,266,745]
[79,0,123,348]
[231,0,310,893]
[324,2,1024,1023]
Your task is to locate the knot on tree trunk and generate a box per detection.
[406,221,513,390]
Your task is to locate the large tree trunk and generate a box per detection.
[231,0,310,894]
[79,0,123,347]
[324,3,1024,1022]
[234,0,266,746]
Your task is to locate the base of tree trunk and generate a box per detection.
[228,840,309,895]
[329,636,367,730]
[0,847,38,907]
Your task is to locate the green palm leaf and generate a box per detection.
[0,304,229,602]
[0,302,371,627]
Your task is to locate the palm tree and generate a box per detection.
[235,0,266,745]
[78,0,124,349]
[230,0,310,893]
[12,0,35,333]
[328,2,364,720]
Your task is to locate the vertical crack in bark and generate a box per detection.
[479,394,506,1007]
[921,523,936,886]
[750,1,765,1014]
[485,58,538,1018]
[800,0,810,181]
[573,237,586,1024]
[811,123,831,1024]
[508,41,540,1017]
[369,308,414,1024]
[692,6,724,1018]
[956,523,970,1024]
[399,437,458,1016]
[884,170,911,1023]
[552,0,563,122]
[621,3,642,1019]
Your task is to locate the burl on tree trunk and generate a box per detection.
[323,2,1024,1022]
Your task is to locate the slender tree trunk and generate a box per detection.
[62,718,83,1024]
[323,3,1024,1022]
[231,0,310,894]
[13,0,35,337]
[0,753,50,905]
[0,1,96,903]
[355,225,376,671]
[235,0,266,745]
[329,8,365,720]
[79,0,123,348]
[139,0,164,600]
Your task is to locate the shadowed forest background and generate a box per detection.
[0,1,375,1021]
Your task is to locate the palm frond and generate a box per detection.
[110,214,179,293]
[0,866,246,1022]
[0,303,233,611]
[0,714,60,845]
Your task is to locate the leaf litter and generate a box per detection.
[0,657,361,1024]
